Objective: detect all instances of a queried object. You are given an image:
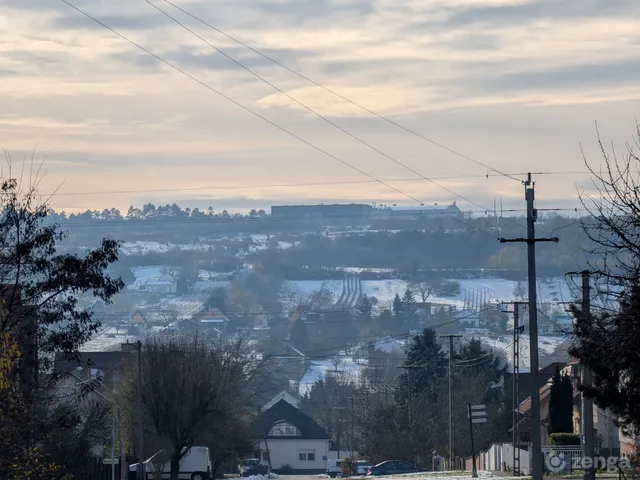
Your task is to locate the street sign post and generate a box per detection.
[468,404,486,478]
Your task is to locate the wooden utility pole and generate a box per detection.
[581,271,595,480]
[500,174,558,480]
[136,340,144,479]
[440,334,462,470]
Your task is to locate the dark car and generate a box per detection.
[238,458,270,477]
[366,460,423,476]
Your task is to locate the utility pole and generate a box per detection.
[503,301,527,475]
[500,174,558,480]
[581,271,595,480]
[111,415,116,480]
[441,334,462,470]
[566,271,597,480]
[118,407,126,480]
[137,340,144,479]
[512,303,525,476]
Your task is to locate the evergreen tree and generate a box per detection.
[401,288,418,325]
[570,285,640,434]
[358,294,373,319]
[548,366,574,434]
[395,328,447,405]
[454,339,508,455]
[392,293,403,317]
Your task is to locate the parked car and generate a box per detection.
[129,446,212,480]
[366,460,423,476]
[238,458,270,477]
[356,461,371,475]
[327,459,344,478]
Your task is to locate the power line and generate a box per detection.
[59,0,496,238]
[155,0,521,183]
[143,0,504,219]
[46,173,574,197]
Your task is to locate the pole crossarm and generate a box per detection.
[499,237,559,244]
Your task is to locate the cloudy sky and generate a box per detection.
[1,0,639,213]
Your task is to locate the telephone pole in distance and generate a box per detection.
[500,173,558,480]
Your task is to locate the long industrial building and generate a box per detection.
[270,203,373,219]
[270,202,463,220]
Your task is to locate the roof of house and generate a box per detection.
[273,344,306,358]
[53,351,127,377]
[253,399,329,440]
[519,382,552,414]
[262,390,301,412]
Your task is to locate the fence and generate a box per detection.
[465,443,531,475]
[77,455,134,480]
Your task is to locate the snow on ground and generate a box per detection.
[287,278,576,309]
[318,472,525,480]
[468,333,565,372]
[120,241,211,255]
[299,357,364,396]
[241,474,278,480]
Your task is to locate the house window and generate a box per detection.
[299,452,315,461]
[262,452,269,462]
[268,421,301,437]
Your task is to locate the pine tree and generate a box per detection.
[358,294,373,319]
[548,366,574,434]
[401,288,418,325]
[392,293,403,317]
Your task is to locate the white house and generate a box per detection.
[253,397,330,474]
[140,273,177,294]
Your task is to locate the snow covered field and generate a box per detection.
[120,241,211,255]
[286,277,577,308]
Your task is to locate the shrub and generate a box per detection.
[278,464,295,475]
[549,433,581,445]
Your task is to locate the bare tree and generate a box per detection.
[120,336,268,480]
[580,122,640,287]
[410,281,433,303]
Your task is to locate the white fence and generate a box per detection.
[502,443,531,475]
[467,443,531,474]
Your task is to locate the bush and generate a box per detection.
[341,458,357,477]
[549,433,581,445]
[278,464,295,475]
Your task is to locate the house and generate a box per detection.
[54,351,128,391]
[272,343,308,390]
[515,360,621,454]
[193,307,230,335]
[455,309,480,328]
[253,398,330,474]
[139,273,177,294]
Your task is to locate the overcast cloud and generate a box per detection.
[1,0,639,213]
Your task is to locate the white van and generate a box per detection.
[129,446,212,480]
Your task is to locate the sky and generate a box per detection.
[1,0,640,214]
